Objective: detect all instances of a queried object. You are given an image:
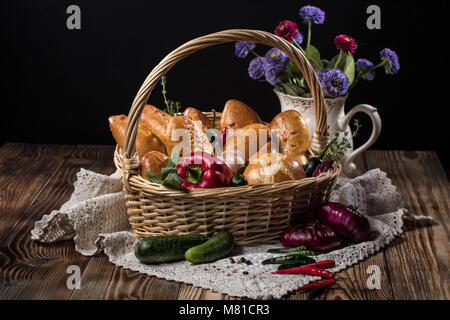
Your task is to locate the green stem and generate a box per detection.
[211,109,216,128]
[161,76,170,110]
[348,60,387,91]
[292,40,306,54]
[333,51,343,69]
[307,21,312,48]
[250,50,260,57]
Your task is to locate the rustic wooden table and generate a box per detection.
[0,143,448,300]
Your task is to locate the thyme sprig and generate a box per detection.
[161,76,183,116]
[319,119,361,162]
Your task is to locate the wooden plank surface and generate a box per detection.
[0,143,448,300]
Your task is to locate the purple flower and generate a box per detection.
[292,29,304,45]
[317,69,349,98]
[265,66,283,85]
[380,48,400,75]
[248,57,265,80]
[264,48,289,85]
[264,48,289,71]
[235,41,256,59]
[299,6,325,24]
[355,59,376,81]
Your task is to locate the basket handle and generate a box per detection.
[123,29,329,161]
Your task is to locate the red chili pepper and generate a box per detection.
[176,152,233,189]
[274,266,335,279]
[301,260,335,269]
[297,279,335,292]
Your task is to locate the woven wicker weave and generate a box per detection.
[115,29,341,245]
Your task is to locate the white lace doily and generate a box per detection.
[31,168,433,299]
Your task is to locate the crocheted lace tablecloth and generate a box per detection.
[31,168,433,299]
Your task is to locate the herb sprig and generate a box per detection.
[319,119,361,162]
[161,76,183,116]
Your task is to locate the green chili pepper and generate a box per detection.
[230,166,248,187]
[268,247,319,256]
[261,254,315,265]
[268,246,306,254]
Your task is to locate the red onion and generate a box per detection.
[280,223,342,252]
[318,202,371,243]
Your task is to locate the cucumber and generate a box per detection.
[185,231,234,264]
[135,234,207,264]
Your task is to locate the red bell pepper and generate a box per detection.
[176,152,233,189]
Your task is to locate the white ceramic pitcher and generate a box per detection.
[274,90,382,175]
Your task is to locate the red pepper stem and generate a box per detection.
[184,165,203,185]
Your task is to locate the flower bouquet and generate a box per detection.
[234,5,400,98]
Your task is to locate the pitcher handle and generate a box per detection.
[337,104,382,175]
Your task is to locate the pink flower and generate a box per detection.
[334,35,357,54]
[274,20,298,42]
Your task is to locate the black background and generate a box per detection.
[1,0,448,167]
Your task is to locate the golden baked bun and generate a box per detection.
[249,142,309,167]
[165,115,213,156]
[108,115,166,158]
[140,104,172,145]
[219,99,261,131]
[243,153,306,185]
[184,107,212,131]
[269,110,310,155]
[224,123,271,163]
[140,151,169,179]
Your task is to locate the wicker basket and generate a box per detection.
[115,29,341,246]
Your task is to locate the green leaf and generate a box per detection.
[343,53,355,85]
[322,59,330,68]
[305,45,323,71]
[328,52,347,70]
[163,172,184,188]
[280,83,305,96]
[145,171,163,184]
[288,60,301,75]
[274,84,286,94]
[161,167,177,180]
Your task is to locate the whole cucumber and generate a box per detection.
[135,234,207,264]
[185,231,234,264]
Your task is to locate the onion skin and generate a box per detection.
[318,202,371,243]
[280,223,342,252]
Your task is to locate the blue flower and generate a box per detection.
[355,59,376,81]
[235,41,256,59]
[317,69,349,98]
[380,48,400,75]
[292,29,304,45]
[299,6,325,24]
[248,57,265,80]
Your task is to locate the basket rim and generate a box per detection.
[114,145,341,196]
